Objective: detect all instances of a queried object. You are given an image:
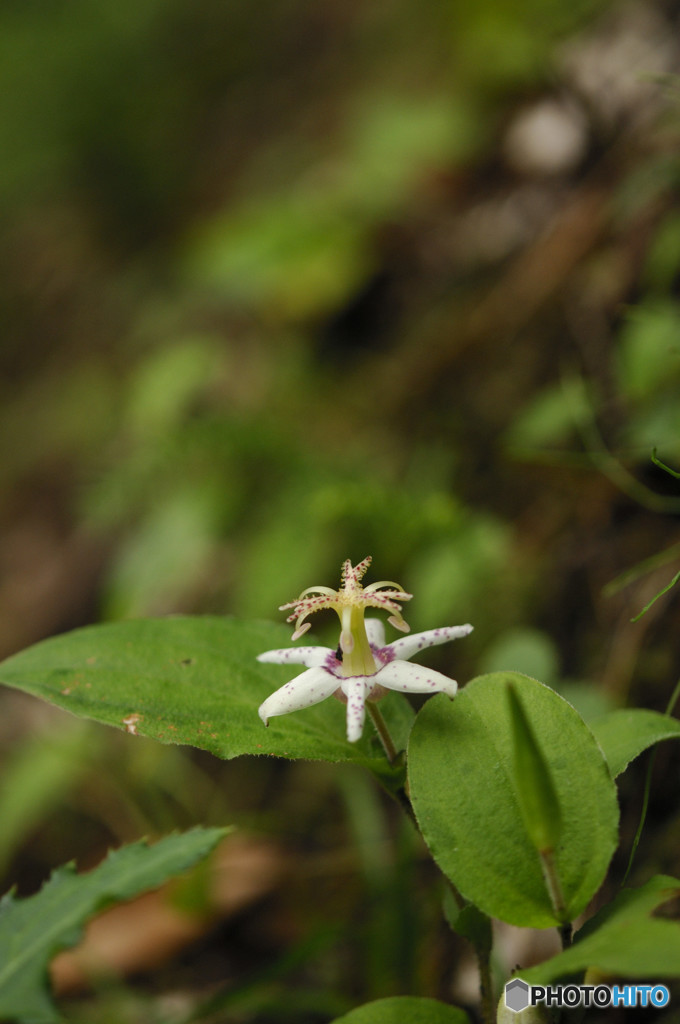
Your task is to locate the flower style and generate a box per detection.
[257,556,472,742]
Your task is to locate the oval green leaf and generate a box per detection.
[332,997,469,1024]
[0,617,399,768]
[407,673,619,927]
[589,708,680,777]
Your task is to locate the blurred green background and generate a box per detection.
[1,0,680,1019]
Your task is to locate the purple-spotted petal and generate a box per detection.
[258,666,339,726]
[257,646,331,668]
[340,675,371,743]
[374,659,458,698]
[385,624,472,662]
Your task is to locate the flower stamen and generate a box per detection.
[278,556,412,676]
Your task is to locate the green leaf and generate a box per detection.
[331,996,470,1024]
[504,377,588,451]
[590,708,680,777]
[407,673,619,928]
[444,893,492,958]
[0,826,228,1024]
[507,682,561,854]
[521,875,680,983]
[0,617,400,769]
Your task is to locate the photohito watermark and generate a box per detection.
[505,979,670,1012]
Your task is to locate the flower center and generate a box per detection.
[339,602,379,676]
[279,556,412,677]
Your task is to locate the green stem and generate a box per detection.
[367,703,495,1023]
[539,847,567,926]
[540,849,573,952]
[559,922,573,949]
[479,947,494,1024]
[366,700,399,764]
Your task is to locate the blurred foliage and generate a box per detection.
[1,0,680,1017]
[0,827,227,1024]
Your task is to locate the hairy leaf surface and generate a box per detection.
[408,673,619,927]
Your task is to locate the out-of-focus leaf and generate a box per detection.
[0,725,95,876]
[235,472,464,622]
[234,480,332,620]
[0,617,402,770]
[185,90,471,320]
[555,682,613,724]
[504,378,589,451]
[343,93,473,210]
[102,486,222,618]
[185,194,370,318]
[0,827,228,1024]
[408,674,619,927]
[590,708,680,778]
[408,519,509,629]
[521,875,680,983]
[479,628,559,686]
[616,301,680,404]
[124,336,223,438]
[331,996,470,1024]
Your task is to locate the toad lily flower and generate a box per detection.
[257,557,472,742]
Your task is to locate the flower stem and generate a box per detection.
[366,700,399,764]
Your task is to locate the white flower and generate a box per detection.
[257,557,472,742]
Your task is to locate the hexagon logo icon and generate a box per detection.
[505,979,530,1012]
